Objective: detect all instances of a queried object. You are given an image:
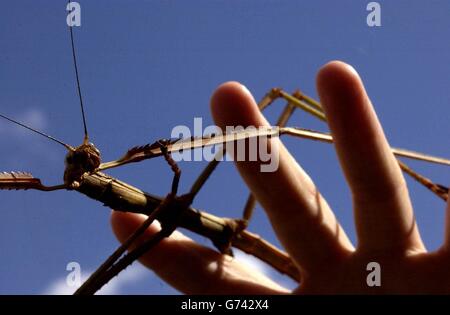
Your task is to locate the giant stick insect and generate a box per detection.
[1,4,449,295]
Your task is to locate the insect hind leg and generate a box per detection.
[153,139,181,196]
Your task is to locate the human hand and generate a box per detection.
[111,61,450,294]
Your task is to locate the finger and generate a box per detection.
[210,81,354,274]
[110,211,288,294]
[316,61,424,252]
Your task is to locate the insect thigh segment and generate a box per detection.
[0,171,66,191]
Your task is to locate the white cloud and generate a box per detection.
[43,264,149,295]
[0,108,48,135]
[43,251,297,295]
[0,108,63,166]
[19,109,47,130]
[234,249,273,278]
[234,249,298,291]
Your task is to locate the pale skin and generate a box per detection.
[111,61,450,294]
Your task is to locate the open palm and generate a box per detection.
[111,61,450,294]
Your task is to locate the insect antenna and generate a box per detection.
[67,0,89,144]
[0,113,73,151]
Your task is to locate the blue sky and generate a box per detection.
[0,0,449,294]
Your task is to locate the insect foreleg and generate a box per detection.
[74,195,173,295]
[157,139,182,196]
[76,140,185,295]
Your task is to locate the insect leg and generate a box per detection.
[75,141,183,295]
[156,139,181,196]
[286,89,450,202]
[74,196,172,295]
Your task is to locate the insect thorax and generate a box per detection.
[64,142,101,186]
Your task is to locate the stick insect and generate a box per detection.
[1,3,449,295]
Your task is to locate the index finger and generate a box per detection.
[210,82,354,273]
